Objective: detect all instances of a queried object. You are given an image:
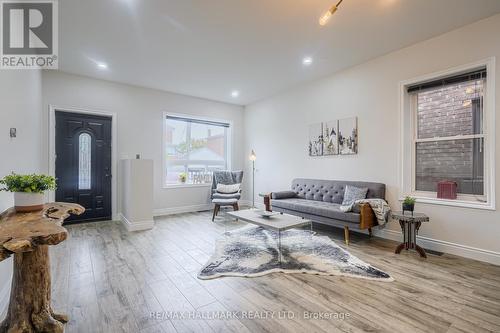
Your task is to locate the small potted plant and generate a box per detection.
[402,196,416,214]
[178,172,187,184]
[0,173,56,212]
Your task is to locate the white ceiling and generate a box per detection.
[59,0,500,105]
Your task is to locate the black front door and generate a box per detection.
[55,111,112,222]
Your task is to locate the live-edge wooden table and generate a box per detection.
[0,203,84,333]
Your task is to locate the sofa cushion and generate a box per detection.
[212,192,241,200]
[272,191,297,199]
[271,198,360,223]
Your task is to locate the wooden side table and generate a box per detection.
[258,193,272,211]
[0,203,84,333]
[391,211,429,258]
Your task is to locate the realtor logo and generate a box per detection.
[1,0,58,69]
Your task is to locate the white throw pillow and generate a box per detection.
[216,183,241,194]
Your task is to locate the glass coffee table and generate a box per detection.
[226,209,312,265]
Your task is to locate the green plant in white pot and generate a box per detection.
[0,173,56,212]
[178,172,187,184]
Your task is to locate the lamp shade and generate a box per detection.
[249,150,257,161]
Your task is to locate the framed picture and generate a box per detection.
[323,120,339,155]
[308,123,323,156]
[338,117,358,155]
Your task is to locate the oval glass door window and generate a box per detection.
[78,133,92,190]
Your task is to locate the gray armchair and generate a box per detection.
[211,171,243,221]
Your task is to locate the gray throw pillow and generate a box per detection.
[342,185,368,206]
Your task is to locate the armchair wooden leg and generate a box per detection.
[212,204,220,222]
[344,226,350,246]
[368,228,373,237]
[233,203,239,211]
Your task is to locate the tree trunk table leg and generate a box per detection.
[0,245,67,333]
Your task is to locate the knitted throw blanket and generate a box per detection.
[340,198,391,227]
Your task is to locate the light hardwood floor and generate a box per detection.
[50,210,500,333]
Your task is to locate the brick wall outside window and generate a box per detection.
[415,80,484,195]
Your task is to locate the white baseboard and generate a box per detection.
[152,201,262,218]
[153,204,213,217]
[119,213,154,232]
[0,279,10,320]
[375,228,500,266]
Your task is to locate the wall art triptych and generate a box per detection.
[308,117,358,156]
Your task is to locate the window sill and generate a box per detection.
[164,183,212,189]
[399,195,495,211]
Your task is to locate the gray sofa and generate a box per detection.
[270,178,386,245]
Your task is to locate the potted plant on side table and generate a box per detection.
[0,173,56,212]
[178,172,187,184]
[402,196,416,215]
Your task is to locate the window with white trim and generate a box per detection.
[164,115,230,186]
[406,67,489,204]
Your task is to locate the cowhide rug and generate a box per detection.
[198,225,393,281]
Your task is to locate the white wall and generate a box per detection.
[0,70,43,317]
[41,71,245,215]
[243,14,500,263]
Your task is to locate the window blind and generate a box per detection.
[166,115,230,128]
[407,68,487,93]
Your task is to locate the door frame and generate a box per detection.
[48,105,118,220]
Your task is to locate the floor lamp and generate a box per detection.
[249,150,257,208]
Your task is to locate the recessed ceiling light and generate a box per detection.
[231,90,240,98]
[97,62,108,70]
[302,57,313,66]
